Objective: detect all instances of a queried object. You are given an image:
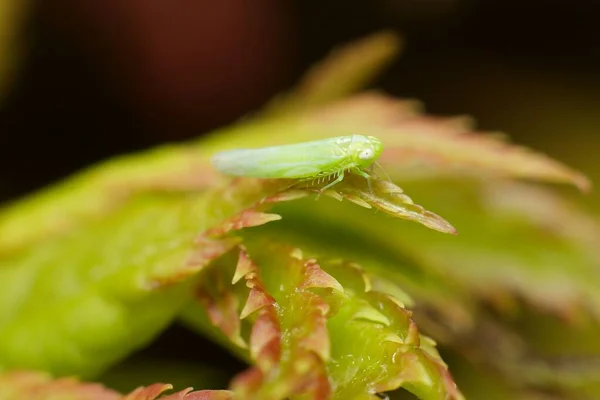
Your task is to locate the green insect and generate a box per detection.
[210,134,384,191]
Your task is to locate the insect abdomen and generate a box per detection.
[211,138,349,179]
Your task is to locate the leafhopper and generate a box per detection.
[211,134,383,191]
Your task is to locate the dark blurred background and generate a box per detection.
[2,0,600,203]
[1,0,599,385]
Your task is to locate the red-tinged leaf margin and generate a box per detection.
[123,383,173,400]
[186,236,464,399]
[186,184,461,399]
[0,371,120,400]
[231,247,281,376]
[0,371,234,400]
[365,291,462,399]
[261,92,589,192]
[214,174,455,236]
[377,113,591,192]
[183,182,309,345]
[147,179,305,288]
[229,246,335,399]
[291,174,456,234]
[330,176,456,235]
[126,385,233,400]
[317,259,464,400]
[196,269,247,349]
[0,147,219,258]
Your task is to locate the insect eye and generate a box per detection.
[359,149,374,160]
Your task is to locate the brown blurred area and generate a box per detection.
[1,0,599,201]
[41,0,294,133]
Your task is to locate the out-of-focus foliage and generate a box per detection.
[263,31,403,117]
[0,30,598,400]
[0,370,234,400]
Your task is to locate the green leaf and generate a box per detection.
[0,163,449,380]
[0,193,209,377]
[183,242,462,400]
[257,175,600,397]
[0,144,218,256]
[306,175,457,234]
[362,178,600,320]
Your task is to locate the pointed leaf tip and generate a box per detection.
[320,175,458,234]
[263,189,310,203]
[160,389,234,400]
[124,384,173,399]
[126,385,234,400]
[206,211,281,237]
[240,287,276,319]
[302,260,345,292]
[232,248,256,284]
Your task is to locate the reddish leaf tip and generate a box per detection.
[240,287,276,319]
[232,248,257,284]
[302,260,345,292]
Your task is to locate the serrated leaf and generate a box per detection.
[261,180,600,392]
[0,177,301,377]
[297,175,457,234]
[196,268,246,349]
[183,243,462,400]
[252,200,473,332]
[0,194,212,377]
[0,145,219,256]
[0,371,120,400]
[357,178,600,321]
[316,258,462,400]
[376,113,591,192]
[0,371,233,400]
[202,92,589,192]
[256,175,600,396]
[125,385,232,400]
[98,358,230,395]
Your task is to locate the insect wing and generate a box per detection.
[211,138,348,179]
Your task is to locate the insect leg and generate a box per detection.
[320,170,345,192]
[352,168,373,192]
